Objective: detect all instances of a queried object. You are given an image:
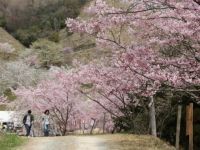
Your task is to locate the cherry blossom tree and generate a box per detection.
[14,67,111,135]
[9,0,200,138]
[76,58,155,133]
[66,0,200,93]
[0,60,45,96]
[0,95,6,104]
[0,42,15,60]
[0,42,15,54]
[66,0,200,136]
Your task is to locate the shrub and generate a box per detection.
[15,26,41,47]
[48,32,60,43]
[31,39,64,68]
[3,88,17,101]
[0,17,6,27]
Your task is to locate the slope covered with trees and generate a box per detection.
[0,0,88,46]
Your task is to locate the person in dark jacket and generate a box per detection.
[23,110,34,136]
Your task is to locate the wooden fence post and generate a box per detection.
[186,102,193,150]
[176,101,182,150]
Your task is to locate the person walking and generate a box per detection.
[42,110,50,136]
[23,110,34,137]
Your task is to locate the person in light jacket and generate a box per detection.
[42,110,50,136]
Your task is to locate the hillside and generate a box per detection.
[0,27,24,52]
[2,0,60,8]
[59,0,129,63]
[0,0,88,46]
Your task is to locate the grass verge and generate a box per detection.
[100,134,175,150]
[0,133,26,150]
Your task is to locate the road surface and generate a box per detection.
[17,135,175,150]
[18,136,107,150]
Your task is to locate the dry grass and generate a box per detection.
[0,27,24,60]
[0,27,24,52]
[99,134,175,150]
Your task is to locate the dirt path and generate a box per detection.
[17,135,175,150]
[18,136,108,150]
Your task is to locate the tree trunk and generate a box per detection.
[194,0,200,5]
[103,113,106,134]
[149,96,157,137]
[79,120,81,130]
[90,119,96,135]
[176,104,182,150]
[62,128,67,136]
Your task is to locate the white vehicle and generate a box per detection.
[0,111,18,132]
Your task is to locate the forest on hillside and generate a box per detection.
[0,0,88,46]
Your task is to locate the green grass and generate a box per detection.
[0,134,26,150]
[0,104,7,111]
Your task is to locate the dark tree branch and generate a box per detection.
[194,0,200,5]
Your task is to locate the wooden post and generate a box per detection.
[176,102,182,150]
[186,103,193,150]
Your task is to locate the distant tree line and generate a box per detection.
[0,0,88,46]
